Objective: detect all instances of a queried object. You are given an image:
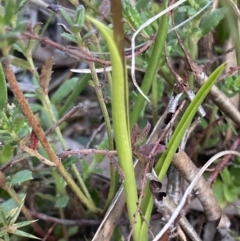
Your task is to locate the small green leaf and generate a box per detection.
[60,33,77,43]
[51,78,78,104]
[122,0,142,30]
[220,168,231,186]
[55,195,69,208]
[213,179,226,208]
[3,0,17,25]
[11,57,32,70]
[8,170,33,186]
[73,5,85,27]
[0,144,12,164]
[200,8,225,36]
[0,63,7,111]
[59,8,73,26]
[223,185,238,203]
[12,43,25,54]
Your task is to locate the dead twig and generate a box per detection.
[19,30,154,67]
[153,150,240,241]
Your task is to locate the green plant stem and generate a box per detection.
[2,58,101,214]
[88,62,118,210]
[71,164,94,203]
[41,94,67,150]
[59,208,68,239]
[151,76,158,125]
[86,13,142,240]
[130,2,168,129]
[85,20,117,211]
[88,62,113,152]
[26,56,39,80]
[0,63,7,111]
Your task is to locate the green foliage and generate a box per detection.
[72,5,85,31]
[0,195,40,240]
[221,75,240,97]
[0,0,240,240]
[122,0,145,33]
[214,166,240,208]
[0,0,28,54]
[0,104,30,145]
[8,170,33,186]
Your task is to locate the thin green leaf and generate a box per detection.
[0,63,7,111]
[0,206,7,226]
[51,78,78,104]
[11,229,40,239]
[9,201,24,225]
[59,8,73,26]
[13,220,38,229]
[156,64,225,179]
[141,64,225,239]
